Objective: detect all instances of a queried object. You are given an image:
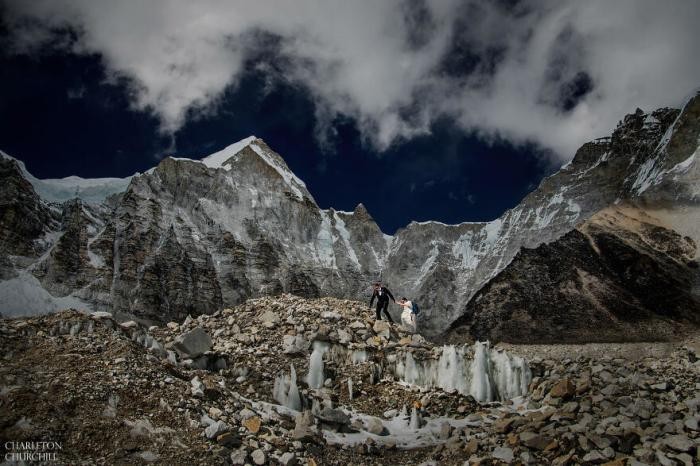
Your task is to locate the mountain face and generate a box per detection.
[0,138,391,321]
[385,95,699,335]
[445,206,700,344]
[1,94,698,335]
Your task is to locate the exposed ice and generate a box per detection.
[0,270,92,317]
[409,407,421,429]
[469,342,492,402]
[394,342,531,403]
[314,212,337,269]
[306,341,328,389]
[272,364,302,411]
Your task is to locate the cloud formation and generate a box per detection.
[3,0,699,159]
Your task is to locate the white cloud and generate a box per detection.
[3,0,699,159]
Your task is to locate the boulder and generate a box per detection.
[316,407,350,426]
[282,334,308,354]
[365,417,388,436]
[172,327,212,358]
[205,420,228,439]
[549,379,575,399]
[373,320,391,338]
[519,432,551,450]
[243,416,261,434]
[258,310,279,324]
[492,446,514,463]
[662,434,693,452]
[251,449,266,465]
[279,452,297,466]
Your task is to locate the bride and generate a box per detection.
[397,297,417,333]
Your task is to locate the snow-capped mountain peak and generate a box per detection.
[199,135,258,170]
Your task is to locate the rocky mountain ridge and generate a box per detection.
[1,93,698,338]
[446,205,700,344]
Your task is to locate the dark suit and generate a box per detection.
[369,286,395,322]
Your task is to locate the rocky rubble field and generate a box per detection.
[1,294,699,465]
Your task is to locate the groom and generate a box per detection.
[369,282,396,323]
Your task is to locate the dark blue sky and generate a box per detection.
[0,40,555,234]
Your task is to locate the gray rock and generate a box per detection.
[205,420,228,439]
[172,327,212,358]
[492,446,514,463]
[191,376,205,397]
[601,384,619,396]
[662,434,693,452]
[337,329,352,344]
[581,450,608,463]
[631,398,655,419]
[437,422,452,440]
[316,407,350,426]
[230,449,247,465]
[520,451,535,464]
[365,417,387,436]
[251,449,266,465]
[655,450,675,466]
[282,334,308,355]
[650,382,668,391]
[373,320,391,338]
[586,434,611,449]
[279,452,297,466]
[519,431,550,450]
[259,310,279,324]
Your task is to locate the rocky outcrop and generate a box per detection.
[0,156,57,260]
[445,206,700,344]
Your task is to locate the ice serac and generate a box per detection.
[394,342,531,402]
[273,364,302,411]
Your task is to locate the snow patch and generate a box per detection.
[324,407,481,449]
[199,136,257,170]
[670,150,696,174]
[415,242,439,284]
[332,211,361,269]
[29,172,131,204]
[452,232,480,271]
[483,219,503,245]
[314,212,337,269]
[0,270,92,317]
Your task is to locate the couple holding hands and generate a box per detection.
[369,282,417,332]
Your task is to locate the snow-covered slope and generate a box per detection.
[0,151,133,204]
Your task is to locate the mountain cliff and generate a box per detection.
[445,205,700,344]
[1,93,698,337]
